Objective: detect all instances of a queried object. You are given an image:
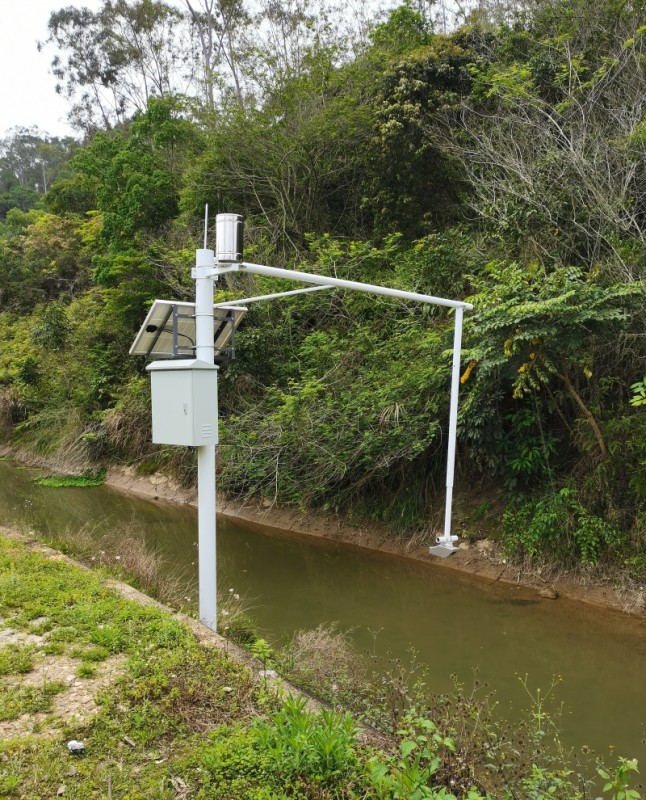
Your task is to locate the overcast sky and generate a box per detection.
[0,1,103,139]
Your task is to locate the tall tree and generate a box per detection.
[45,0,191,131]
[0,128,75,216]
[440,0,646,277]
[183,0,250,108]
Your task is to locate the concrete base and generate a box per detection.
[429,544,459,558]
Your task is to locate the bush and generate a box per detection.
[502,487,623,565]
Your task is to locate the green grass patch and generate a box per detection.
[0,680,67,721]
[76,663,98,679]
[33,468,106,488]
[0,643,36,676]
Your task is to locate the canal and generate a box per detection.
[1,459,644,758]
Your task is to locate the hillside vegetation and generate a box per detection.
[0,0,644,574]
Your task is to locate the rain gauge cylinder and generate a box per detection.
[216,213,243,263]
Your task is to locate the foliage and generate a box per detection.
[367,712,457,799]
[252,695,359,786]
[0,0,644,572]
[45,0,189,131]
[598,758,641,800]
[502,487,623,565]
[0,127,75,215]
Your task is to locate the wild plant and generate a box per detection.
[367,711,457,799]
[598,758,641,800]
[252,694,359,786]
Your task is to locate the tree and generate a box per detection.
[0,128,75,216]
[361,22,476,236]
[183,0,250,108]
[45,0,190,131]
[440,0,646,278]
[460,262,643,469]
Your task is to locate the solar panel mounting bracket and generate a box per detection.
[130,299,246,361]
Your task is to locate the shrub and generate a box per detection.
[502,487,623,565]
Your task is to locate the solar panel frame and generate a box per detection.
[129,299,247,359]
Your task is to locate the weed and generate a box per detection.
[33,468,106,488]
[0,681,67,721]
[76,662,98,678]
[0,643,35,675]
[599,757,641,800]
[69,645,110,662]
[279,623,365,705]
[367,711,456,799]
[250,694,360,791]
[250,638,274,670]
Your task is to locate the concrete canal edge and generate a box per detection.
[104,466,646,618]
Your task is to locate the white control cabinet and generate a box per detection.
[146,359,218,446]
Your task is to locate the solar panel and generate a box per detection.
[129,299,247,359]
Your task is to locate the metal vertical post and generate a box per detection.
[194,246,217,630]
[437,305,464,552]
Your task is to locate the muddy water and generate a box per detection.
[1,459,644,758]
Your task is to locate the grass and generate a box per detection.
[0,532,266,798]
[0,531,641,800]
[33,468,106,488]
[0,644,36,676]
[0,681,68,721]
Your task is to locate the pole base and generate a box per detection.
[429,542,459,558]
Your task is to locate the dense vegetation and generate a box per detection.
[0,0,644,574]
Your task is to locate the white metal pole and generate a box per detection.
[438,305,464,550]
[238,262,473,310]
[214,284,334,307]
[194,247,217,630]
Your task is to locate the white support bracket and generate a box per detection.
[210,258,471,560]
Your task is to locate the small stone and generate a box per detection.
[57,785,66,796]
[67,740,85,754]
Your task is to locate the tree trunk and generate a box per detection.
[558,365,608,460]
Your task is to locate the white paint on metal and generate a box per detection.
[194,247,218,630]
[209,257,471,560]
[231,262,473,310]
[435,305,464,554]
[215,284,334,307]
[146,359,218,446]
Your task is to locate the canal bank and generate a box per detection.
[3,445,644,616]
[104,462,645,617]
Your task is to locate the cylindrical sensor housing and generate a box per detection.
[215,213,243,263]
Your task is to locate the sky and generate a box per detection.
[0,1,103,139]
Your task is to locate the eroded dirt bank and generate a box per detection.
[106,465,645,618]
